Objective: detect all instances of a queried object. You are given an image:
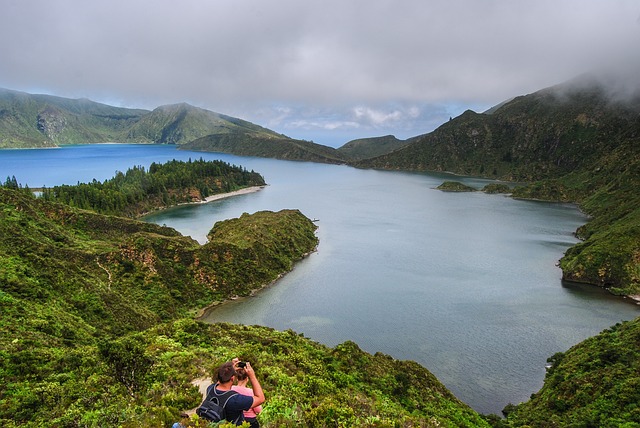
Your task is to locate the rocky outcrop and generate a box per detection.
[37,106,67,141]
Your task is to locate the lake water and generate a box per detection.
[2,144,638,415]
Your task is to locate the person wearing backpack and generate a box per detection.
[200,360,265,425]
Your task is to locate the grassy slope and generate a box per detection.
[123,103,284,145]
[0,88,147,147]
[0,188,319,334]
[0,89,288,149]
[337,135,411,161]
[182,132,347,164]
[503,317,640,427]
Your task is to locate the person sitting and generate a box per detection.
[210,360,265,425]
[232,365,263,428]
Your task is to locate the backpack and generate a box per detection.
[195,384,239,423]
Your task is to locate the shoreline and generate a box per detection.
[194,247,318,320]
[199,185,265,203]
[138,185,266,218]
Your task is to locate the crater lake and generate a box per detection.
[3,143,638,415]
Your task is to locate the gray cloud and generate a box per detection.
[1,0,638,146]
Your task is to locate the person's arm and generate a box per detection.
[243,362,265,408]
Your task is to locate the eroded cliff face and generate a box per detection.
[37,106,67,142]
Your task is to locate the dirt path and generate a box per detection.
[185,377,212,416]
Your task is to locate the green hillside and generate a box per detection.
[0,186,491,427]
[502,317,640,427]
[0,186,318,333]
[0,88,146,148]
[182,132,347,164]
[337,134,411,161]
[123,103,284,145]
[0,89,293,150]
[356,75,640,298]
[1,88,409,163]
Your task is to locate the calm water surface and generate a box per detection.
[3,144,638,415]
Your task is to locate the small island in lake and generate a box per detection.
[437,180,478,192]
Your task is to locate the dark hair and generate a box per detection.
[216,361,236,383]
[235,367,248,381]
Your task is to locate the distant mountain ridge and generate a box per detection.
[182,132,346,164]
[0,88,347,163]
[124,102,285,145]
[0,88,147,147]
[357,75,640,182]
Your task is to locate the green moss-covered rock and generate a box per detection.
[437,180,478,192]
[482,183,512,194]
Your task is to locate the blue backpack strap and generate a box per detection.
[208,384,239,419]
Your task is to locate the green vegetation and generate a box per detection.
[38,158,265,217]
[124,103,285,146]
[1,317,491,428]
[501,317,640,427]
[337,135,411,161]
[437,181,478,192]
[357,75,640,297]
[3,80,640,426]
[0,88,147,148]
[482,183,511,194]
[0,185,318,333]
[0,89,288,149]
[0,185,492,427]
[182,132,346,164]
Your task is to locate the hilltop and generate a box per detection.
[336,134,411,161]
[182,132,346,164]
[124,102,284,145]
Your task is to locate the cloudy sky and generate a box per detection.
[1,0,639,147]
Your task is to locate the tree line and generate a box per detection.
[25,158,265,217]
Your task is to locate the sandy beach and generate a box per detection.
[200,185,265,203]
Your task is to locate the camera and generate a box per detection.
[237,361,247,368]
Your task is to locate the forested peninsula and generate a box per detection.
[33,158,265,218]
